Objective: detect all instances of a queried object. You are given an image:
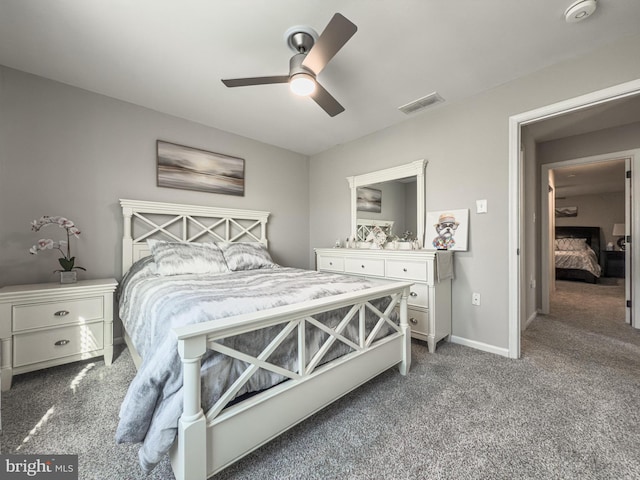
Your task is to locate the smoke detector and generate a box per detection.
[564,0,597,23]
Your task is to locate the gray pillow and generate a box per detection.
[218,242,277,271]
[147,239,229,276]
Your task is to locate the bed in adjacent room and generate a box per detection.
[116,199,412,480]
[555,226,602,284]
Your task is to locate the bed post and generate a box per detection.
[122,204,133,274]
[172,335,208,480]
[399,287,411,375]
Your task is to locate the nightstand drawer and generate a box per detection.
[386,259,427,281]
[317,255,345,272]
[13,322,104,367]
[345,258,385,276]
[13,297,104,332]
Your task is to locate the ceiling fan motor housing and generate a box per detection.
[289,53,315,78]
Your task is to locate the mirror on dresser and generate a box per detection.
[316,159,453,352]
[347,159,427,247]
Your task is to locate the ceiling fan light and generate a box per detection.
[289,73,316,96]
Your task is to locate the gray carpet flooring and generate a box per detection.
[2,279,639,479]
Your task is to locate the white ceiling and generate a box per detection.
[1,1,639,156]
[553,159,627,198]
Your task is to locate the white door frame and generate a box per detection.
[540,151,637,316]
[508,79,640,359]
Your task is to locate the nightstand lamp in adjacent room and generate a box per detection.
[612,223,626,250]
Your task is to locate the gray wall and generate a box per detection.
[309,33,640,351]
[556,192,625,249]
[538,121,640,163]
[0,66,310,288]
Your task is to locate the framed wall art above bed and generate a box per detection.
[117,199,413,480]
[156,140,245,196]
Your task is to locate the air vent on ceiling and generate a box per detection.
[398,92,444,115]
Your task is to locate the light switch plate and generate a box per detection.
[476,199,488,214]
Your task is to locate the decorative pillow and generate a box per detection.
[556,237,587,251]
[147,239,229,276]
[218,242,277,271]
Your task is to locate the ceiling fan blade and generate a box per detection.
[302,13,357,75]
[311,82,345,117]
[221,75,289,87]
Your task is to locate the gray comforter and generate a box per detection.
[555,248,602,277]
[115,257,393,472]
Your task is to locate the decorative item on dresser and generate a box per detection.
[315,248,452,352]
[117,199,412,479]
[0,278,117,391]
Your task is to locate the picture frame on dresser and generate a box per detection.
[426,209,470,251]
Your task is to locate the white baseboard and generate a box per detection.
[522,311,537,331]
[449,335,510,357]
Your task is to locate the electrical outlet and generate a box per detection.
[472,292,481,306]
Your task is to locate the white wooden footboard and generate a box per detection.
[170,282,412,480]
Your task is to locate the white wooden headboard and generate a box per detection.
[120,199,270,273]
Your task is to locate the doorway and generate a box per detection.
[540,154,629,318]
[508,79,640,359]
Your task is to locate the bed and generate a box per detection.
[555,226,602,284]
[116,199,412,480]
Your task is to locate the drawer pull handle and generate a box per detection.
[403,268,408,272]
[409,318,418,325]
[361,265,365,269]
[54,339,71,346]
[329,262,333,266]
[54,310,70,317]
[410,292,418,297]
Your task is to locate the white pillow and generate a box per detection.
[147,239,229,276]
[218,242,277,271]
[556,237,587,251]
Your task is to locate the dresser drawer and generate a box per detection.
[386,259,427,282]
[317,255,345,272]
[13,322,104,367]
[408,283,429,308]
[406,307,429,337]
[13,297,104,332]
[344,257,385,277]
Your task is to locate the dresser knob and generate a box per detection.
[54,339,70,346]
[54,310,69,317]
[329,262,333,266]
[403,268,408,272]
[409,318,418,325]
[361,265,365,269]
[410,292,418,297]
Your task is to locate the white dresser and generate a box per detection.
[315,248,452,352]
[0,278,117,390]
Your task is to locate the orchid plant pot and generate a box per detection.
[59,271,77,284]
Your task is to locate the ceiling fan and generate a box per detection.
[221,13,357,117]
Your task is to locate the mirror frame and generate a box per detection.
[347,159,427,246]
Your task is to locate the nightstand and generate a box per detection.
[603,250,625,278]
[0,278,117,391]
